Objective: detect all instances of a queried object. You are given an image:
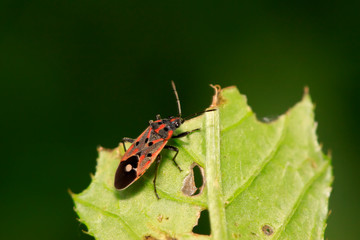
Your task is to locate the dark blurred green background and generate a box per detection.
[1,1,359,239]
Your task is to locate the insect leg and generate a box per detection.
[164,145,182,172]
[121,137,135,152]
[153,154,162,200]
[172,128,200,139]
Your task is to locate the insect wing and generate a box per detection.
[114,126,168,190]
[114,155,140,189]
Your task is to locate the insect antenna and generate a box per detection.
[183,109,216,121]
[171,81,182,117]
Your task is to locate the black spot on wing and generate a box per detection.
[136,127,153,146]
[114,155,139,190]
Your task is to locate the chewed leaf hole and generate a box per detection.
[192,209,211,235]
[262,224,274,236]
[182,163,205,196]
[193,164,203,195]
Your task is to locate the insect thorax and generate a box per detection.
[150,117,181,139]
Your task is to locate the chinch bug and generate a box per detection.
[114,81,215,199]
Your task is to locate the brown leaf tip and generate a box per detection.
[97,145,113,152]
[209,84,222,107]
[304,86,309,95]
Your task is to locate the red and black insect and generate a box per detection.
[114,81,214,199]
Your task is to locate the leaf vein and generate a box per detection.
[274,162,330,239]
[73,195,140,240]
[175,143,205,167]
[141,175,208,208]
[97,180,208,208]
[225,116,287,205]
[221,111,253,132]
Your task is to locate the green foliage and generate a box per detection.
[71,86,332,240]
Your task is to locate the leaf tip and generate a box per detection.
[98,145,116,153]
[89,172,95,179]
[301,86,314,106]
[328,209,332,217]
[304,85,310,95]
[327,148,332,159]
[81,228,93,237]
[68,188,75,197]
[97,145,104,152]
[209,84,222,107]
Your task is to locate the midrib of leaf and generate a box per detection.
[205,108,227,240]
[274,161,330,239]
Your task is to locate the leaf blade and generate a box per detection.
[72,85,332,240]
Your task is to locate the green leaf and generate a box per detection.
[71,86,332,240]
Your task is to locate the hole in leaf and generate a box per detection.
[143,235,157,240]
[192,209,211,235]
[262,224,274,236]
[193,165,203,195]
[181,163,205,196]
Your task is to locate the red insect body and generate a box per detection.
[114,81,214,199]
[114,117,180,190]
